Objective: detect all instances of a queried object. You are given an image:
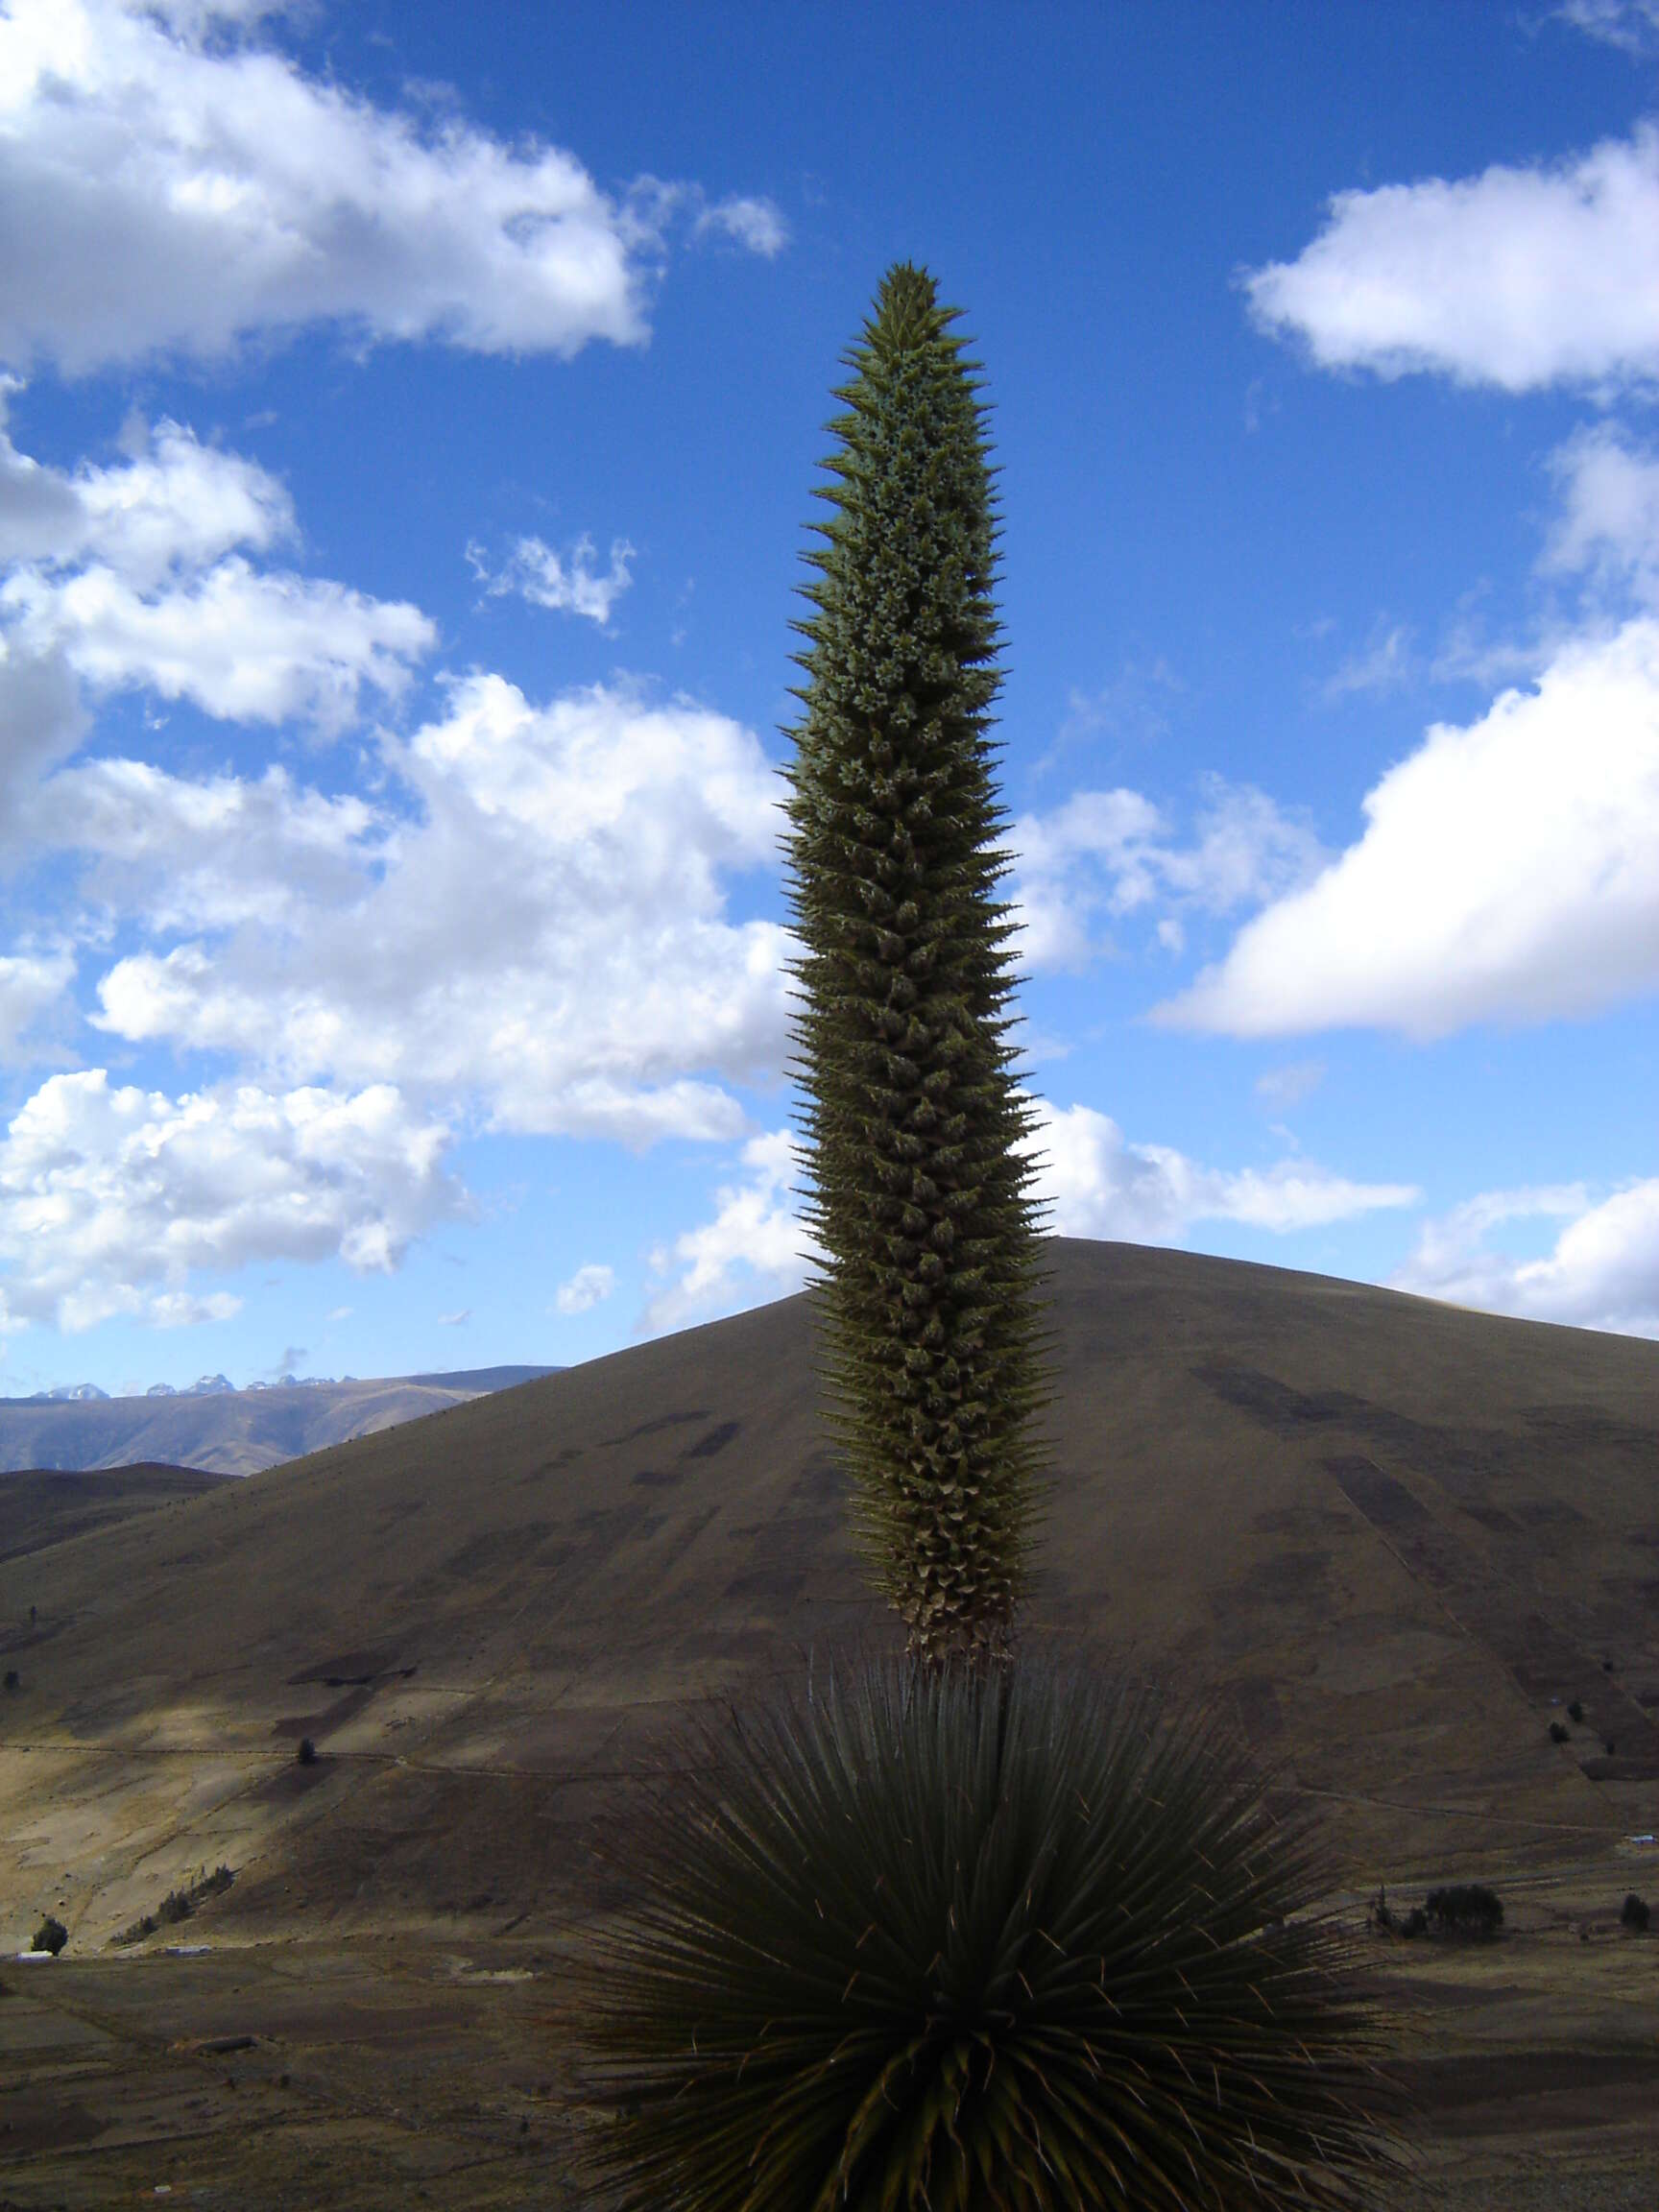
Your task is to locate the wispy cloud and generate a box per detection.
[1008,776,1324,973]
[467,533,635,626]
[1318,622,1414,703]
[1255,1060,1325,1110]
[555,1262,615,1315]
[693,194,789,257]
[1555,1,1659,57]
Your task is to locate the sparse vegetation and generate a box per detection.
[1622,1892,1650,1933]
[1549,1719,1569,1743]
[297,1736,318,1766]
[2,1669,18,1692]
[580,1663,1393,2212]
[1425,1883,1503,1940]
[784,261,1046,1668]
[1568,1697,1584,1722]
[30,1914,67,1956]
[113,1864,235,1947]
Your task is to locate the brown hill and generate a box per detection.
[0,1461,230,1565]
[4,1237,1659,2207]
[3,1236,1656,1954]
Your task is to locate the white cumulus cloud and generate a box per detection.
[1246,125,1659,393]
[1158,618,1659,1039]
[1028,1099,1418,1242]
[0,1070,460,1333]
[0,406,432,733]
[644,1131,813,1333]
[1396,1180,1659,1336]
[4,556,433,729]
[0,0,679,373]
[0,393,295,582]
[86,674,790,1143]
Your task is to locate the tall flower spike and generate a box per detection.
[785,261,1047,1668]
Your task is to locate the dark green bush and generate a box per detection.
[3,1669,18,1692]
[297,1736,318,1766]
[1425,1885,1503,1939]
[1549,1720,1569,1744]
[31,1915,66,1956]
[1622,1893,1650,1933]
[578,1662,1394,2211]
[1568,1698,1584,1723]
[1400,1907,1428,1938]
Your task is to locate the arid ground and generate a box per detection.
[2,1238,1656,2205]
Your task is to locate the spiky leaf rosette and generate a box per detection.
[785,263,1046,1666]
[577,1663,1396,2212]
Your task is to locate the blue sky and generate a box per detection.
[2,0,1658,1394]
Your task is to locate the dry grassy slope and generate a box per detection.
[0,1462,229,1565]
[2,1238,1657,1952]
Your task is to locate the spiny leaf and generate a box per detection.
[575,1662,1399,2212]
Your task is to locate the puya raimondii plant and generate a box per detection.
[575,266,1396,2212]
[785,262,1046,1669]
[579,1663,1395,2212]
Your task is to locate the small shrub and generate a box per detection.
[297,1737,318,1766]
[31,1915,67,1956]
[1367,1884,1394,1932]
[1549,1719,1570,1743]
[1425,1884,1503,1940]
[1604,1738,1617,1757]
[1401,1907,1428,1938]
[1622,1893,1650,1934]
[1568,1698,1584,1723]
[2,1670,17,1692]
[1602,1657,1615,1672]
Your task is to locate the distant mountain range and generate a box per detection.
[23,1370,391,1403]
[0,1364,559,1477]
